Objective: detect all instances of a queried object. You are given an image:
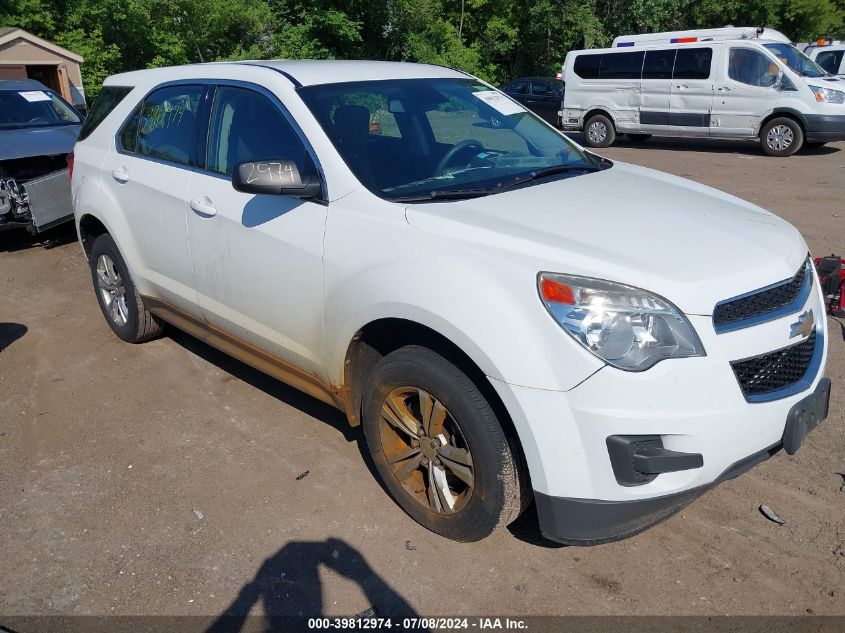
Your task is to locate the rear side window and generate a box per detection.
[816,50,844,74]
[530,80,552,95]
[573,54,602,79]
[137,85,203,166]
[506,81,529,94]
[77,86,133,141]
[673,47,713,79]
[643,49,676,79]
[600,51,644,79]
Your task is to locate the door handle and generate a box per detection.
[717,86,732,92]
[111,167,129,183]
[675,84,689,90]
[189,197,217,217]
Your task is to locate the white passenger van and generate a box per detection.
[562,28,845,156]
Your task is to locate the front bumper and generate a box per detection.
[489,275,829,545]
[534,378,830,545]
[804,113,845,142]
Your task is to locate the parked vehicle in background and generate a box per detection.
[72,60,829,546]
[611,26,791,48]
[562,29,845,156]
[807,44,845,75]
[0,79,81,233]
[500,77,564,125]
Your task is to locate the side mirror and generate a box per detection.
[232,160,322,199]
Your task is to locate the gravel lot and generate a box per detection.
[1,137,844,621]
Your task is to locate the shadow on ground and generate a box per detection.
[0,323,27,353]
[565,132,841,157]
[206,538,426,633]
[0,223,77,253]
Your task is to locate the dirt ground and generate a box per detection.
[1,136,844,622]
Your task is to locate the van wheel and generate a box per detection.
[583,114,615,148]
[627,133,651,143]
[89,234,164,343]
[361,345,528,542]
[760,117,803,157]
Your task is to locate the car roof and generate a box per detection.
[572,39,786,54]
[105,60,469,88]
[0,79,49,91]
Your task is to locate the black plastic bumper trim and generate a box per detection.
[606,435,703,486]
[535,441,783,546]
[804,113,845,142]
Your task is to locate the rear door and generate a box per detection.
[100,83,204,312]
[668,46,716,136]
[639,48,676,134]
[527,79,561,125]
[711,45,782,137]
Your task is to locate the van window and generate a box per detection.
[643,49,676,79]
[600,51,645,79]
[205,86,311,176]
[815,50,844,74]
[672,48,713,80]
[573,54,602,79]
[728,48,779,88]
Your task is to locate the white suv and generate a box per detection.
[71,61,831,545]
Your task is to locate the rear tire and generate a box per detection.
[583,114,616,148]
[759,117,803,157]
[89,234,163,343]
[627,133,652,143]
[361,345,528,542]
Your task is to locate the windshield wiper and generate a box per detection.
[388,188,497,203]
[498,164,601,190]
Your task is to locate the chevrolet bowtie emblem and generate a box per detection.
[789,310,814,339]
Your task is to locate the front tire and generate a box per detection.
[583,114,616,148]
[361,346,528,542]
[89,234,163,343]
[760,117,803,157]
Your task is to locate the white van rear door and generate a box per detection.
[668,45,717,137]
[711,45,781,137]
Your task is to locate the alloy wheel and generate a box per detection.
[378,387,474,514]
[96,254,129,326]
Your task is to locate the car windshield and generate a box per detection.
[0,88,81,130]
[298,78,598,202]
[763,43,828,78]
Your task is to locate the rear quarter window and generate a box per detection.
[573,54,602,79]
[77,86,134,142]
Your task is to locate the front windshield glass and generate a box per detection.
[299,78,597,201]
[0,88,81,130]
[763,43,828,78]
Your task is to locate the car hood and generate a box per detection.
[404,162,808,315]
[0,125,80,161]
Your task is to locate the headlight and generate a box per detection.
[809,85,845,104]
[538,273,705,371]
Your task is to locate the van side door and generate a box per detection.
[639,48,676,134]
[668,46,716,137]
[710,46,782,137]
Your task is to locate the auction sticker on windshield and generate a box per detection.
[472,90,526,116]
[19,90,52,102]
